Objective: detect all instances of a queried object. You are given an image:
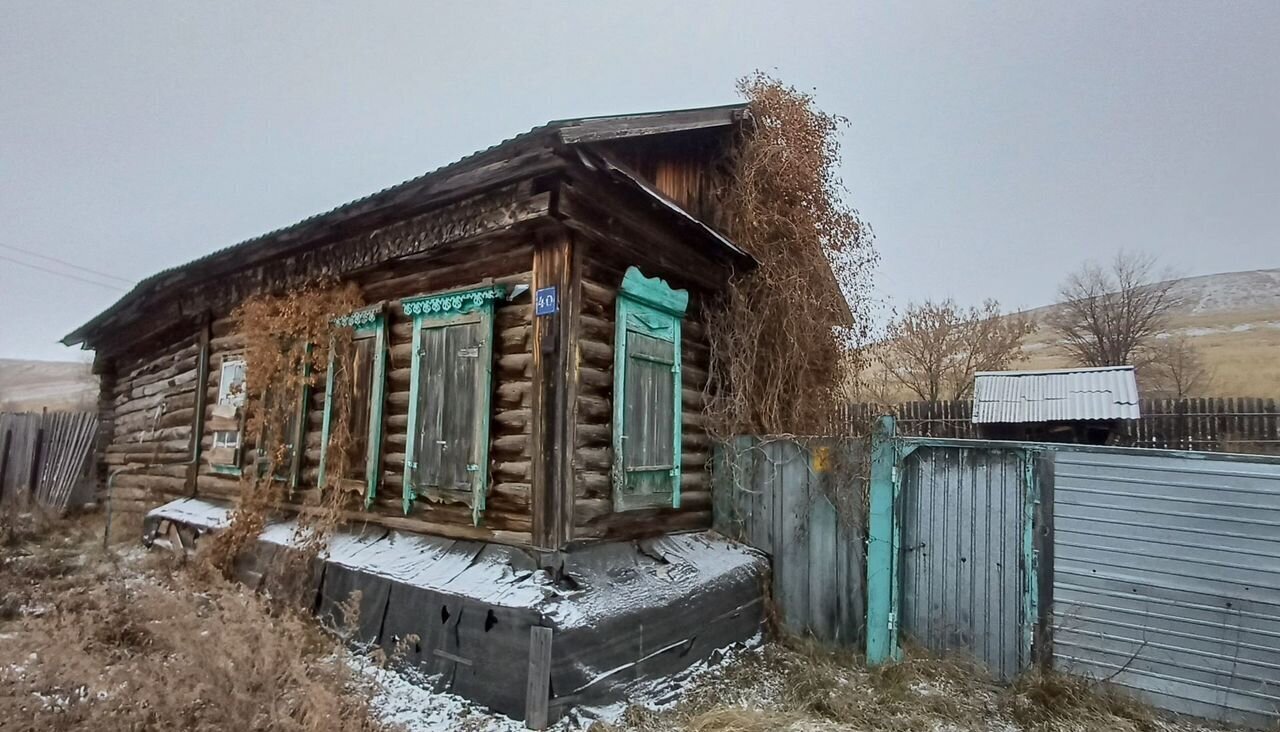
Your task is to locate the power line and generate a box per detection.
[0,242,135,285]
[0,253,129,292]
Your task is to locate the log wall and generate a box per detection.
[96,233,537,546]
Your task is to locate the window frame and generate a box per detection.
[210,357,247,476]
[400,283,506,523]
[612,266,689,511]
[318,304,388,505]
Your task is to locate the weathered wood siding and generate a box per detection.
[105,329,205,511]
[97,232,537,545]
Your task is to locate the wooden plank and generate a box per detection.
[529,229,578,550]
[776,441,810,632]
[524,626,554,729]
[185,321,211,495]
[0,426,11,502]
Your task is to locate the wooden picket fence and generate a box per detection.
[0,410,99,509]
[836,397,1280,455]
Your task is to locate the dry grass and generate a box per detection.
[596,640,1236,732]
[0,511,1250,732]
[0,510,389,732]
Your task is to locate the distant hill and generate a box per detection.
[0,359,98,412]
[1019,268,1280,396]
[861,267,1280,402]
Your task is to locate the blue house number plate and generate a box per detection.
[535,286,558,316]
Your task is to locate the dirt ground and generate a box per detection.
[0,509,1248,732]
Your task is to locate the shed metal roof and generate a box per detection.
[972,366,1140,423]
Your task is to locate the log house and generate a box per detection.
[65,104,761,553]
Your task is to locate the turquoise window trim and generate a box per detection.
[317,304,388,507]
[287,343,312,489]
[612,267,688,512]
[400,284,505,523]
[1021,449,1041,667]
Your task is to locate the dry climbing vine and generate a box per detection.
[206,282,365,575]
[705,72,877,438]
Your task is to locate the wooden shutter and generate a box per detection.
[318,305,388,503]
[622,332,677,498]
[343,334,376,480]
[400,285,504,522]
[612,267,689,511]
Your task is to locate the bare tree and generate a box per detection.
[877,299,1035,403]
[1048,251,1181,367]
[1142,336,1212,398]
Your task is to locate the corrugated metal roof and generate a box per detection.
[972,366,1140,423]
[63,103,749,347]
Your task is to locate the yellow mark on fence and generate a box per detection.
[811,446,832,473]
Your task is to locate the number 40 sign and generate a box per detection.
[535,286,558,316]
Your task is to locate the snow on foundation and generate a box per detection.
[144,497,769,722]
[145,497,766,622]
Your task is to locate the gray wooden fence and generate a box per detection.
[713,436,867,646]
[0,410,98,510]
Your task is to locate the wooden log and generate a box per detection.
[575,448,611,472]
[578,339,612,366]
[389,367,411,389]
[495,304,533,331]
[580,314,611,342]
[491,434,531,457]
[575,497,612,523]
[579,366,611,392]
[209,334,245,353]
[273,502,532,547]
[582,280,614,309]
[578,395,610,421]
[575,471,610,497]
[574,423,610,447]
[492,482,531,505]
[494,460,531,481]
[500,325,532,351]
[496,381,533,408]
[106,439,191,454]
[497,354,533,377]
[494,408,533,432]
[112,474,187,493]
[574,511,712,540]
[358,251,533,306]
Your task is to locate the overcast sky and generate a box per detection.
[2,1,1278,361]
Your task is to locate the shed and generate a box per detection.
[972,366,1140,444]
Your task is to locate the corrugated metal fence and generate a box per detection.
[714,427,1280,728]
[1051,448,1280,728]
[898,443,1035,681]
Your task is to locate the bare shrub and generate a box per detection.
[877,298,1035,403]
[207,282,365,576]
[705,72,877,437]
[1141,335,1212,398]
[1048,251,1181,368]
